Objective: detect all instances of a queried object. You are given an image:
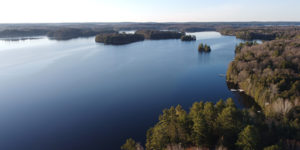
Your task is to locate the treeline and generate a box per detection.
[219,26,300,41]
[47,28,116,40]
[227,38,300,116]
[135,30,184,40]
[0,29,49,38]
[235,41,258,53]
[2,23,300,40]
[181,35,196,41]
[95,30,189,45]
[122,99,300,150]
[95,33,144,45]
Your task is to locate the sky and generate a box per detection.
[1,0,300,23]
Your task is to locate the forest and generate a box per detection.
[0,29,49,38]
[219,26,300,41]
[95,33,145,45]
[120,26,300,150]
[1,22,300,40]
[227,31,300,117]
[47,28,116,40]
[181,35,196,41]
[135,30,184,40]
[122,99,300,150]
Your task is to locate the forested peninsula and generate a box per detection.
[227,32,300,116]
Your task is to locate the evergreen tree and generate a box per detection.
[236,125,261,150]
[226,98,236,108]
[215,99,226,113]
[175,105,190,145]
[145,128,154,150]
[189,101,204,120]
[263,145,281,150]
[202,102,216,147]
[121,138,137,150]
[216,106,241,149]
[192,113,208,147]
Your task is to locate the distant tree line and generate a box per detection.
[181,35,196,41]
[122,98,300,150]
[47,28,116,40]
[95,30,190,45]
[95,33,145,45]
[1,23,300,40]
[0,29,49,38]
[219,26,300,41]
[135,30,184,40]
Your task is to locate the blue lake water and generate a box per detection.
[0,32,245,150]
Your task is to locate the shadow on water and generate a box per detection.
[197,51,210,63]
[226,82,261,110]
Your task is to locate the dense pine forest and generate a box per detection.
[122,99,299,150]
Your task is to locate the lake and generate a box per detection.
[0,32,245,150]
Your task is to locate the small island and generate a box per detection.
[181,35,196,41]
[95,33,145,45]
[198,43,211,52]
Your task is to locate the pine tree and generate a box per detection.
[236,125,261,150]
[225,98,236,108]
[189,102,204,120]
[202,102,216,146]
[215,99,226,113]
[192,113,208,147]
[263,145,281,150]
[216,106,241,149]
[121,138,137,150]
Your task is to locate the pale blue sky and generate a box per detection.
[1,0,299,23]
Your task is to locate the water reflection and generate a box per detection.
[197,52,210,64]
[0,36,43,42]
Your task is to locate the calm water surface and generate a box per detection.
[0,32,244,150]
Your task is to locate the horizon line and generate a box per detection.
[1,21,300,25]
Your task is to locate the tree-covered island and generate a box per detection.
[198,43,211,52]
[181,35,196,41]
[95,33,145,45]
[135,30,184,40]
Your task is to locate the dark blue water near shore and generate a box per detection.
[0,32,244,150]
